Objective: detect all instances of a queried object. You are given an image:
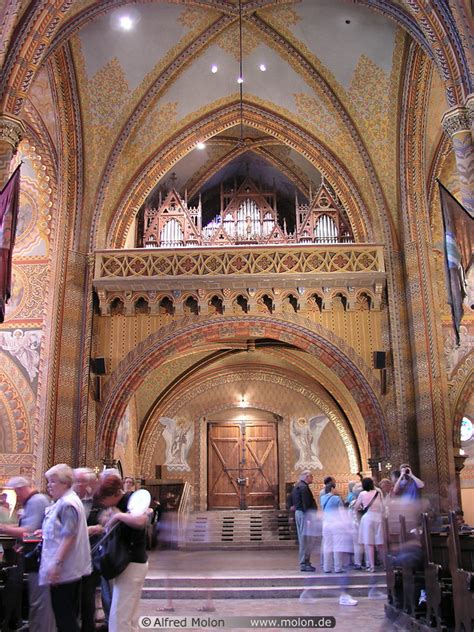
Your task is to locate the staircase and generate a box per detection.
[184,510,297,549]
[142,548,387,602]
[142,571,387,600]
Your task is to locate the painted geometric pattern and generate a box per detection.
[97,246,384,279]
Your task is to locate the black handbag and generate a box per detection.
[358,491,379,517]
[22,541,42,573]
[92,525,130,580]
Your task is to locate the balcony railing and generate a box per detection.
[94,244,385,281]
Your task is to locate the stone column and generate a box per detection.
[441,100,474,213]
[454,452,467,511]
[0,114,25,186]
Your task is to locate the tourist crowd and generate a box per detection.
[0,466,152,632]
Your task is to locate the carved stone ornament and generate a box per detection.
[441,107,470,137]
[0,115,25,151]
[466,93,474,126]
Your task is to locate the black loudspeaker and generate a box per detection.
[155,465,162,479]
[373,351,386,369]
[90,357,106,375]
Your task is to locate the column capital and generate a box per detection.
[441,106,470,137]
[466,93,474,124]
[0,114,26,151]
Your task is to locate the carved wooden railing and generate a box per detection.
[94,244,385,280]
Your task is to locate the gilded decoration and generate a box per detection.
[95,300,384,378]
[15,140,54,255]
[120,101,179,173]
[71,10,229,214]
[347,28,404,219]
[259,5,301,30]
[399,43,453,493]
[214,22,260,59]
[0,354,34,454]
[88,58,130,129]
[250,8,400,226]
[135,353,210,422]
[0,115,25,151]
[178,7,221,31]
[3,263,49,322]
[104,98,375,247]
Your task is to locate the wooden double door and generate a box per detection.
[208,421,278,510]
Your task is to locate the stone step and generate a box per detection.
[142,583,387,600]
[182,541,297,550]
[144,572,386,588]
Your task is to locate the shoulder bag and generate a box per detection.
[92,524,130,580]
[358,491,379,517]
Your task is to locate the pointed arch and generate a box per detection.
[96,316,389,462]
[97,102,378,249]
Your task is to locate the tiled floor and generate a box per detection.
[137,549,406,631]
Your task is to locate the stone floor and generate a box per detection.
[137,597,403,632]
[137,549,408,631]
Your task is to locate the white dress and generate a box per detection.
[358,490,384,546]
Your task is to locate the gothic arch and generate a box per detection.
[138,364,362,476]
[451,351,474,450]
[97,316,388,462]
[100,102,379,249]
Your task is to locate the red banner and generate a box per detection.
[0,165,21,323]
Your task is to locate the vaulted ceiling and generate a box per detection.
[6,0,468,250]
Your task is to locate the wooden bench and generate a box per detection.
[447,511,474,632]
[420,513,453,631]
[399,515,425,617]
[382,514,403,609]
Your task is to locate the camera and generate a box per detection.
[405,468,410,475]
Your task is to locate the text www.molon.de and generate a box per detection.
[139,615,336,628]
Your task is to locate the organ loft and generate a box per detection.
[141,176,353,248]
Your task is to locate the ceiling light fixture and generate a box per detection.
[119,15,133,30]
[211,65,218,74]
[259,64,266,72]
[196,142,206,150]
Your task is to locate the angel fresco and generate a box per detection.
[290,415,329,470]
[159,417,194,472]
[0,329,40,381]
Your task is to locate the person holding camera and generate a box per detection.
[392,464,424,500]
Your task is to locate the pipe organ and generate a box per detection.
[142,178,353,248]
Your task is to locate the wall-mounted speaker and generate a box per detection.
[90,357,106,375]
[373,351,386,369]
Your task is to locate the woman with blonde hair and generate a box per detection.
[39,463,91,632]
